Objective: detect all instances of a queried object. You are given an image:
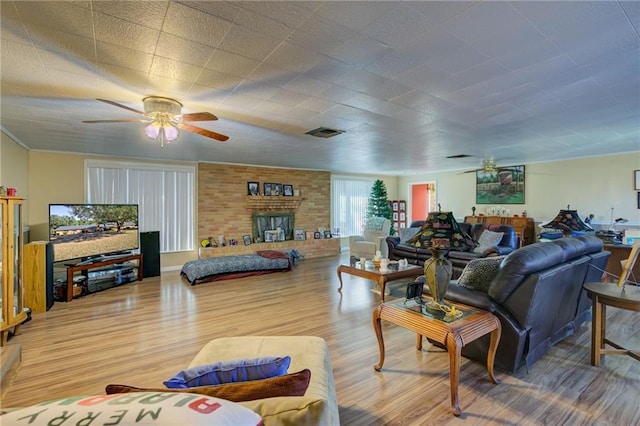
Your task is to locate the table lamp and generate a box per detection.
[545,205,593,237]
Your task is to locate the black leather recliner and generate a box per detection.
[414,235,610,373]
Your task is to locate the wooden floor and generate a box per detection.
[2,254,639,425]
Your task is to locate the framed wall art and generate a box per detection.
[283,184,294,196]
[476,165,525,204]
[263,183,273,196]
[247,182,259,196]
[634,170,640,190]
[294,228,305,240]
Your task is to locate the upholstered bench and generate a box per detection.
[181,251,294,285]
[188,336,340,425]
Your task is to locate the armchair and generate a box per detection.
[349,217,391,259]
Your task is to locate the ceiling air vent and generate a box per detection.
[305,127,345,138]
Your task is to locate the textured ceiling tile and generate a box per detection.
[233,1,314,28]
[296,96,336,113]
[163,1,231,47]
[96,41,154,74]
[178,1,242,23]
[360,5,432,48]
[232,8,293,40]
[27,26,95,60]
[264,42,325,73]
[204,49,260,78]
[336,69,412,100]
[218,24,282,61]
[282,75,332,97]
[149,56,203,83]
[314,1,395,31]
[326,34,392,67]
[155,32,215,68]
[196,68,243,91]
[13,1,94,38]
[247,62,299,88]
[92,0,168,30]
[286,15,355,54]
[94,13,160,54]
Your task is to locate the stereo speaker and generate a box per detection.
[140,231,161,278]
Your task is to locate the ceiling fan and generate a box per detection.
[83,97,229,145]
[463,157,519,174]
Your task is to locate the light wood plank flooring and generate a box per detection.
[2,254,638,425]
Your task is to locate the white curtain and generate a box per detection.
[86,160,194,253]
[331,176,374,236]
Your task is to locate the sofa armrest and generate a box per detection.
[375,236,388,257]
[349,235,364,244]
[480,246,515,257]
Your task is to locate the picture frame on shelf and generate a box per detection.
[273,183,282,196]
[306,231,315,240]
[314,231,321,239]
[323,230,332,239]
[634,170,640,190]
[247,181,259,196]
[294,228,305,240]
[264,230,276,242]
[283,184,294,196]
[263,183,273,196]
[243,235,251,245]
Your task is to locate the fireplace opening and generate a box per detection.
[252,212,294,242]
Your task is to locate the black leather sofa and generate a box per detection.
[386,221,518,277]
[414,235,610,373]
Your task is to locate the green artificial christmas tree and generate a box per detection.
[366,179,394,236]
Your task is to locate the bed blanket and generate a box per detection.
[181,253,293,285]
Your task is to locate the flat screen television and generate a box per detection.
[48,204,139,263]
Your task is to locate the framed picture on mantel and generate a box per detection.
[476,165,525,204]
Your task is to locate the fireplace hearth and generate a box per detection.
[252,212,294,242]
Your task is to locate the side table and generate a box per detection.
[583,282,640,366]
[372,298,501,416]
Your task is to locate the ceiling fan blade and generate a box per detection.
[82,119,144,123]
[181,123,229,142]
[182,112,218,122]
[96,98,145,115]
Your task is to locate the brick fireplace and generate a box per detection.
[197,163,338,259]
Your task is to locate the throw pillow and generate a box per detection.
[107,369,311,403]
[457,256,505,293]
[0,392,263,425]
[399,227,421,244]
[164,356,291,389]
[256,250,289,259]
[472,229,504,254]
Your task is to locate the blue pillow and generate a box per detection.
[163,356,291,389]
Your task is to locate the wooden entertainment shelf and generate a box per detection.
[65,254,143,302]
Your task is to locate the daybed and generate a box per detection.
[414,235,610,373]
[181,250,298,285]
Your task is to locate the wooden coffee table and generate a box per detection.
[372,298,501,416]
[337,262,423,301]
[583,282,640,366]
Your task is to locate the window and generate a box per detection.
[331,176,374,236]
[85,160,195,253]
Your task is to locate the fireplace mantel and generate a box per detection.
[246,195,302,211]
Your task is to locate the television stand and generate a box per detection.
[64,253,144,302]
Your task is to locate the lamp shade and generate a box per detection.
[407,211,474,251]
[545,209,593,234]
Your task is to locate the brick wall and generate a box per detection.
[198,163,334,257]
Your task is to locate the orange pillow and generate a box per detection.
[106,369,311,403]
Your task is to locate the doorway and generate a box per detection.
[410,182,436,224]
